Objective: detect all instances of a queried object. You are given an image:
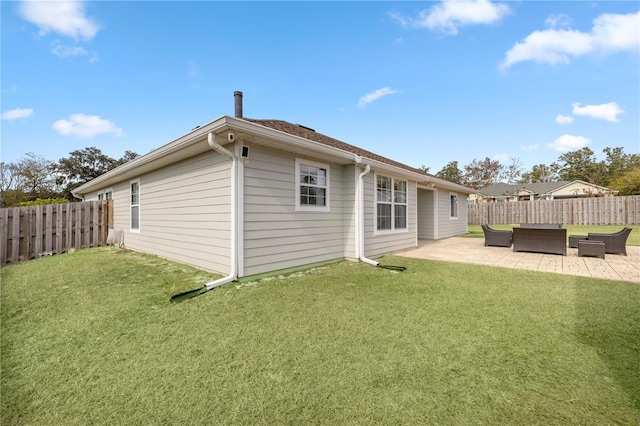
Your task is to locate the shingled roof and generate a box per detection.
[478,181,572,197]
[242,118,434,179]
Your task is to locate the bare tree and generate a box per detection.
[462,157,503,190]
[499,157,524,184]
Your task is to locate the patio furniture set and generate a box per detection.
[481,224,632,259]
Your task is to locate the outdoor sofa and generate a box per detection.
[481,224,512,247]
[585,227,632,256]
[512,227,567,256]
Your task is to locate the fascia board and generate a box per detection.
[364,157,474,194]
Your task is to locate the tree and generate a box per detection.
[462,157,503,190]
[53,147,138,200]
[499,157,524,184]
[551,147,606,184]
[418,165,431,174]
[519,163,556,184]
[435,161,463,184]
[16,153,56,202]
[0,162,19,208]
[602,147,640,186]
[608,168,640,196]
[115,150,139,166]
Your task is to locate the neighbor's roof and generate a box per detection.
[478,181,572,197]
[477,180,618,197]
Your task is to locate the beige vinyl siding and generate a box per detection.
[436,190,468,238]
[363,173,417,258]
[417,188,435,239]
[111,151,232,273]
[242,145,346,276]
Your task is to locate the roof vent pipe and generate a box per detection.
[234,91,243,118]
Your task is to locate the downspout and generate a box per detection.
[204,132,238,290]
[357,162,379,266]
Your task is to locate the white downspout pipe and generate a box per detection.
[357,164,379,266]
[204,132,238,290]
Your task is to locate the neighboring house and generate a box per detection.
[74,92,474,280]
[471,181,617,203]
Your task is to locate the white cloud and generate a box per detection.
[501,11,639,68]
[390,0,511,35]
[1,108,34,120]
[572,102,624,122]
[19,0,100,41]
[52,114,124,138]
[357,87,399,108]
[521,143,540,151]
[547,134,590,152]
[555,114,574,124]
[52,43,88,58]
[545,14,572,29]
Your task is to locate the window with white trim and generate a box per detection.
[98,188,113,201]
[295,159,330,211]
[376,175,407,231]
[450,193,458,219]
[130,180,140,231]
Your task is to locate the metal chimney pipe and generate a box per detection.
[234,91,243,118]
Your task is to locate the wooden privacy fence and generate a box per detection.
[468,195,640,225]
[0,200,113,267]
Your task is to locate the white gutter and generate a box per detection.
[204,132,238,290]
[356,161,379,267]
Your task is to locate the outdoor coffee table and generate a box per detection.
[578,240,605,259]
[569,235,588,248]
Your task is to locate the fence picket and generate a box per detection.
[469,195,640,225]
[0,201,112,267]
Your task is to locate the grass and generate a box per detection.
[467,224,640,246]
[2,247,639,425]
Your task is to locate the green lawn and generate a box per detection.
[2,248,639,425]
[467,224,640,246]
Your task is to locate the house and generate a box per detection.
[470,181,617,203]
[74,92,474,282]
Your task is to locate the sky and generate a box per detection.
[1,0,639,175]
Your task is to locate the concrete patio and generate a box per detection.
[397,237,640,283]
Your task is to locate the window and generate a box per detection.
[450,193,458,219]
[295,159,330,211]
[376,175,407,231]
[130,181,140,231]
[98,189,113,201]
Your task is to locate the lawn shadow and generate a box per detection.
[575,279,640,410]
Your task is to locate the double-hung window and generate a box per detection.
[450,193,458,219]
[295,159,330,211]
[376,175,407,232]
[98,189,113,201]
[130,180,140,231]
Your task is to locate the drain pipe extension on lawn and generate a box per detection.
[204,131,238,290]
[357,162,379,267]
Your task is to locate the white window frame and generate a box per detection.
[295,158,330,212]
[450,193,458,220]
[130,180,140,232]
[98,188,113,201]
[374,173,408,234]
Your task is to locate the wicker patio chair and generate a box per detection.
[586,227,632,256]
[520,223,563,229]
[481,224,513,247]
